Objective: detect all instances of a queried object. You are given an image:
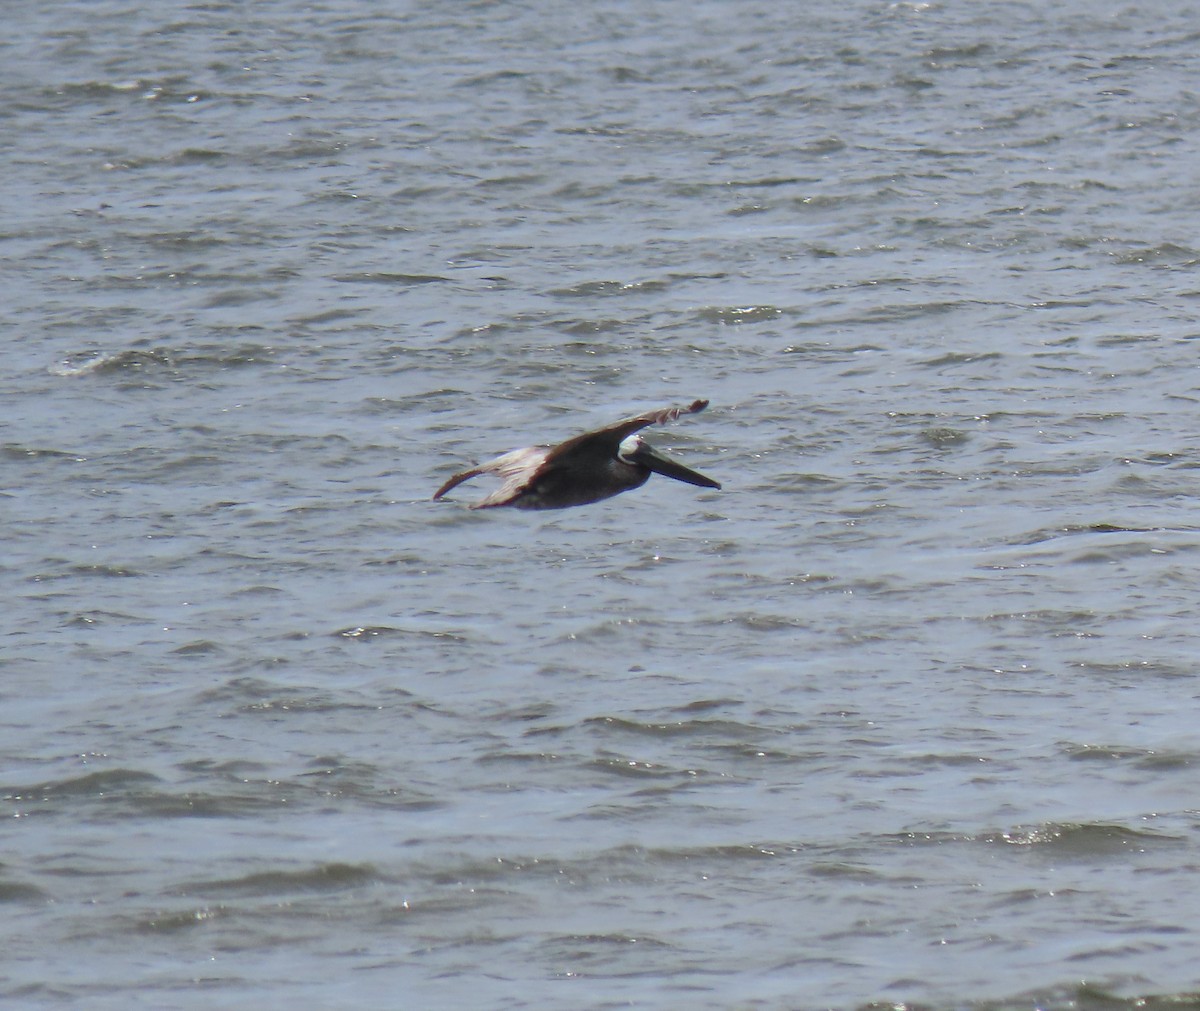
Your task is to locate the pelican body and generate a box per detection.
[433,400,721,510]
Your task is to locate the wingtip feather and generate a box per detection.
[432,468,480,500]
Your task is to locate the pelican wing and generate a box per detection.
[432,446,552,508]
[544,399,710,463]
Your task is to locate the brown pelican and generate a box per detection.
[433,400,721,510]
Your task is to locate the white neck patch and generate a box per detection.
[617,434,642,463]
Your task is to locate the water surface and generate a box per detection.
[4,1,1200,1008]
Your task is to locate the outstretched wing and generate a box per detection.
[432,446,552,508]
[544,399,710,464]
[432,400,711,509]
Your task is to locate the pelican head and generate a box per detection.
[617,434,721,489]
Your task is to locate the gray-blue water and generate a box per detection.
[5,1,1200,1008]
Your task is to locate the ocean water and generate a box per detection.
[4,1,1200,1008]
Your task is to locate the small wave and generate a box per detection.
[989,822,1183,856]
[49,348,174,376]
[920,425,971,447]
[1059,744,1199,769]
[1006,523,1159,546]
[694,304,784,325]
[171,640,226,656]
[50,344,276,377]
[31,563,147,580]
[4,768,161,802]
[582,714,768,740]
[183,862,378,898]
[1111,241,1199,265]
[335,625,467,642]
[1,445,85,462]
[330,271,449,285]
[0,880,48,904]
[886,823,1184,856]
[547,278,669,298]
[919,350,1004,368]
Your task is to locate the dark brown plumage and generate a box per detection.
[433,400,721,510]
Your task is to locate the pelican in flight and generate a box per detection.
[433,400,721,510]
